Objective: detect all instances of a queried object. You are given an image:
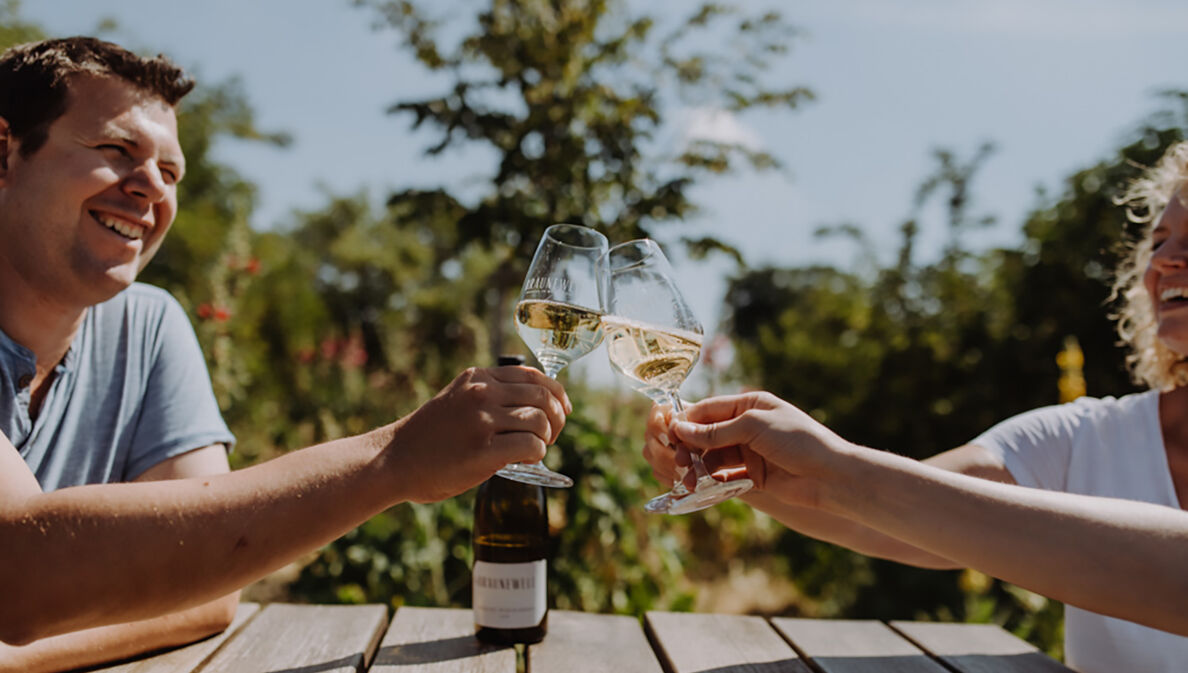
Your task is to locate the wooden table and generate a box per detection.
[94,603,1075,672]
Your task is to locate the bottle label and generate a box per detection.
[472,560,546,628]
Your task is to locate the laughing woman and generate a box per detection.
[643,142,1188,673]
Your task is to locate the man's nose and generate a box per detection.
[121,162,169,203]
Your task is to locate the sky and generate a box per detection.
[21,0,1188,391]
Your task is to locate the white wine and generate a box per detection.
[514,299,603,372]
[472,475,549,644]
[602,317,703,394]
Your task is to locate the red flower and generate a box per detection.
[213,306,231,322]
[244,257,261,275]
[197,303,213,320]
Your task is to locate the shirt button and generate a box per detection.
[16,374,32,389]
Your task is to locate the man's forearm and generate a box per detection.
[825,446,1188,635]
[0,594,239,673]
[1,426,400,644]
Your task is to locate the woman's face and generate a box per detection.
[1144,190,1188,356]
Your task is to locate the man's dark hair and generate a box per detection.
[0,36,194,157]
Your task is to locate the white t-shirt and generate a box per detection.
[972,390,1188,673]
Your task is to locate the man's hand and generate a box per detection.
[389,365,571,503]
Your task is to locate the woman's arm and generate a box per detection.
[644,405,1011,569]
[669,392,1188,636]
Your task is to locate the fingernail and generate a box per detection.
[658,433,669,447]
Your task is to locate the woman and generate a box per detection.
[644,142,1188,672]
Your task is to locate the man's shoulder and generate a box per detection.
[93,283,186,320]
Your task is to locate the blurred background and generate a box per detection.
[8,0,1187,660]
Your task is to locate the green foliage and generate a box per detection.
[0,0,44,48]
[721,116,1185,655]
[8,1,1183,658]
[359,0,806,355]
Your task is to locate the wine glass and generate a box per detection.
[599,239,753,514]
[502,223,609,488]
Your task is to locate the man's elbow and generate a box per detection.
[200,592,240,636]
[0,615,44,647]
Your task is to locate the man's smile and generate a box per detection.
[91,210,147,241]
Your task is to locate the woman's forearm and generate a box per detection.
[743,490,960,569]
[825,446,1188,635]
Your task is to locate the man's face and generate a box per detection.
[0,74,184,308]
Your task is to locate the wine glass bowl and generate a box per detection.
[502,223,609,488]
[600,239,753,514]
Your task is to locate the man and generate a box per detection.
[0,37,569,672]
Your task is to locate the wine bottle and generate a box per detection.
[472,354,549,644]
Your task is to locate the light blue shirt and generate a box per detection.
[1,283,234,491]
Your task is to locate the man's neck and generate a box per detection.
[0,271,88,382]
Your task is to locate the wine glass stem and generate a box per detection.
[668,394,711,486]
[540,359,566,380]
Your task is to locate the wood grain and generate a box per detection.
[646,611,812,673]
[198,603,387,673]
[370,606,515,673]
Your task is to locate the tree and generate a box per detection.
[360,0,812,358]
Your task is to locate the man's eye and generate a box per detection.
[97,144,129,156]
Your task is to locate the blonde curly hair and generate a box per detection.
[1111,141,1188,391]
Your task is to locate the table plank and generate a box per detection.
[772,618,949,673]
[890,621,1075,673]
[370,606,515,673]
[527,610,664,673]
[197,603,387,673]
[90,603,261,673]
[646,612,812,673]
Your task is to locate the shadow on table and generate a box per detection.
[800,651,1072,673]
[686,660,807,673]
[263,653,365,673]
[372,635,510,666]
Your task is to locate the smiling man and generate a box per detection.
[0,38,571,672]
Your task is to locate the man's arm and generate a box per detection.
[0,446,239,672]
[0,365,569,645]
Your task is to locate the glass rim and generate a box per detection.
[542,223,609,251]
[603,238,667,272]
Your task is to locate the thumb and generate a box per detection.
[671,413,758,451]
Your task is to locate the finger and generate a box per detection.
[711,465,751,483]
[671,413,762,451]
[642,438,678,484]
[646,403,673,448]
[497,406,553,443]
[701,445,745,473]
[488,365,572,413]
[682,393,768,425]
[496,382,567,441]
[489,432,547,466]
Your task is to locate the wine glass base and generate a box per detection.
[665,478,754,515]
[496,462,574,488]
[643,491,678,513]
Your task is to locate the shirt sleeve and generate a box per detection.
[124,295,235,480]
[969,402,1077,492]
